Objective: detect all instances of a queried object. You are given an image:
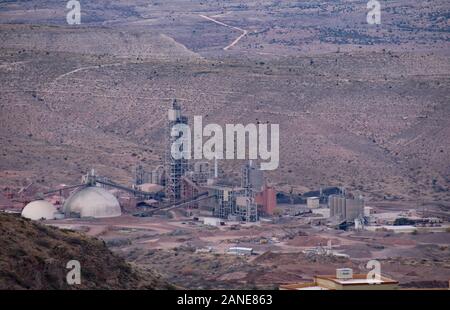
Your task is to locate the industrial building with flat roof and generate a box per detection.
[280,272,399,290]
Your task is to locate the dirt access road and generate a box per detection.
[199,14,248,50]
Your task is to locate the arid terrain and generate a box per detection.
[1,0,449,201]
[0,213,173,289]
[0,0,449,290]
[43,204,450,289]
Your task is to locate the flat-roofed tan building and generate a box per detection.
[280,270,399,290]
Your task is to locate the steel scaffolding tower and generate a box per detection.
[240,161,259,222]
[213,187,234,219]
[134,165,147,186]
[165,99,188,203]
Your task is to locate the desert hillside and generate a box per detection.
[0,0,448,203]
[0,213,173,289]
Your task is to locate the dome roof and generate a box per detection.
[21,200,57,220]
[64,187,121,218]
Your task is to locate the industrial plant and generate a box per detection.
[2,100,449,290]
[0,0,449,299]
[12,100,276,225]
[3,99,447,234]
[11,100,384,232]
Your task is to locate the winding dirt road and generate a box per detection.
[199,14,248,51]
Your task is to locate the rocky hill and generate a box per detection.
[0,213,173,289]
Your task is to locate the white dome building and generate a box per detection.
[64,187,121,218]
[21,200,57,220]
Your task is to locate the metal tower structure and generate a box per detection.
[240,160,259,222]
[134,165,146,186]
[165,99,188,203]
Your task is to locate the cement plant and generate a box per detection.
[1,101,449,290]
[0,0,449,293]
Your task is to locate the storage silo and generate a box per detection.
[64,187,121,218]
[21,200,57,220]
[345,197,364,221]
[328,194,346,220]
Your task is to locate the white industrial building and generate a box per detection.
[64,187,121,218]
[364,206,374,217]
[307,197,320,209]
[227,247,253,256]
[202,217,222,226]
[312,208,330,218]
[21,200,58,220]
